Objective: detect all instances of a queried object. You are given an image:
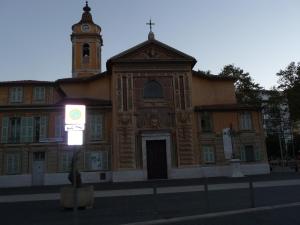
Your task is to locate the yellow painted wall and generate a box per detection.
[192,76,237,106]
[59,76,111,100]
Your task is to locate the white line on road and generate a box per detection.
[120,202,300,225]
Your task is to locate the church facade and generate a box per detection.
[0,3,269,187]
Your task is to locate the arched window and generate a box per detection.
[143,80,163,99]
[82,43,90,64]
[82,43,90,57]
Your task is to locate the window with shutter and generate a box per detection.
[9,87,23,103]
[240,146,246,161]
[240,112,252,130]
[1,117,9,143]
[39,116,48,140]
[85,151,108,170]
[255,149,261,161]
[6,153,21,174]
[60,151,73,172]
[200,112,213,132]
[21,117,33,143]
[89,114,103,141]
[55,114,64,138]
[202,145,215,163]
[33,87,46,102]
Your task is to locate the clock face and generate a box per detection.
[81,24,90,32]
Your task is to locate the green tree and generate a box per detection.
[276,62,300,122]
[219,64,262,105]
[277,62,300,90]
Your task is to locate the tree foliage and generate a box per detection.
[219,64,262,105]
[276,62,300,122]
[276,62,300,90]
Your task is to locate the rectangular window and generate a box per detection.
[55,114,64,138]
[2,116,47,144]
[1,117,9,143]
[202,145,215,163]
[9,87,23,103]
[33,87,45,102]
[21,117,34,143]
[6,153,21,174]
[200,112,213,132]
[60,151,73,172]
[89,114,103,141]
[240,112,252,130]
[240,145,255,162]
[85,151,108,170]
[9,117,21,144]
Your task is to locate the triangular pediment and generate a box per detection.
[107,39,196,66]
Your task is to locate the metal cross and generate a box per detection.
[146,19,155,32]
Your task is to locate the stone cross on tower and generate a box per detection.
[146,19,155,32]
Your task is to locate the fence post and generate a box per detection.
[153,184,158,214]
[249,177,255,208]
[204,178,210,213]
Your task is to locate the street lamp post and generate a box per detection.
[65,105,86,225]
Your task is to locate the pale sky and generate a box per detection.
[1,0,300,89]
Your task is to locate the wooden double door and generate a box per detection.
[146,140,168,179]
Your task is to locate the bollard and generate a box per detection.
[204,178,210,213]
[249,177,255,208]
[153,184,158,214]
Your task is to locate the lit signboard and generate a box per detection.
[65,105,86,146]
[65,105,86,125]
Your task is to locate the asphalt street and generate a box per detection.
[1,183,300,225]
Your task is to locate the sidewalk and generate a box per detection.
[1,172,300,203]
[1,172,300,196]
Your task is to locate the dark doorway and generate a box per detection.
[245,145,255,162]
[146,140,167,179]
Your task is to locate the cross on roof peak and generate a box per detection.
[146,19,155,32]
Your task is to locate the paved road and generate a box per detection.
[155,205,300,225]
[1,184,300,225]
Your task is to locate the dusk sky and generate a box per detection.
[1,0,300,89]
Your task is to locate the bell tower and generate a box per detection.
[71,2,103,78]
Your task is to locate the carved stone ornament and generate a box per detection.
[119,114,131,126]
[179,112,191,123]
[145,47,159,58]
[150,117,160,128]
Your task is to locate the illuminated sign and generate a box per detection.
[67,130,83,146]
[65,105,86,125]
[65,105,86,146]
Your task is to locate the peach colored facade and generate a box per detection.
[0,4,269,187]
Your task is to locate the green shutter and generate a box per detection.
[89,114,103,140]
[1,117,9,143]
[6,153,21,174]
[102,151,108,170]
[255,150,261,161]
[85,152,91,170]
[55,115,63,138]
[21,117,33,143]
[39,116,48,140]
[240,146,246,161]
